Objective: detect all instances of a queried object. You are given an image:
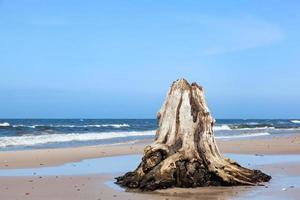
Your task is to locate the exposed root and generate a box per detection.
[115,79,271,191]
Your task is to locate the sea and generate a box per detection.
[0,119,300,151]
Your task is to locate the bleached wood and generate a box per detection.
[116,79,271,190]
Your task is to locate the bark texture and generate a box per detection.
[115,79,271,191]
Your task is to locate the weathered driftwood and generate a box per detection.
[115,79,271,191]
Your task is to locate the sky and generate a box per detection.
[0,0,300,119]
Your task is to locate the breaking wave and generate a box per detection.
[291,120,300,124]
[213,125,231,131]
[0,129,272,148]
[216,132,270,139]
[12,123,130,129]
[0,130,155,148]
[213,124,276,131]
[0,122,10,127]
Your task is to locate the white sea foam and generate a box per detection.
[213,125,231,131]
[12,125,37,128]
[0,130,155,148]
[291,120,300,124]
[0,128,272,148]
[89,124,130,128]
[0,122,10,127]
[235,126,275,130]
[12,124,130,128]
[216,132,270,139]
[246,122,260,125]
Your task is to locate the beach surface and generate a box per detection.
[1,135,300,169]
[0,135,300,199]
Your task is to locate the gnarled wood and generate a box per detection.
[115,79,271,190]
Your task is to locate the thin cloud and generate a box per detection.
[202,17,284,55]
[198,15,284,55]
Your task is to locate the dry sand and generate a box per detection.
[0,134,300,200]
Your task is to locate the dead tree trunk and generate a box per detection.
[115,79,271,190]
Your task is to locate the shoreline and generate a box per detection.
[1,134,300,169]
[0,134,300,199]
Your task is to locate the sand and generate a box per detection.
[1,135,300,169]
[0,175,248,200]
[0,134,300,199]
[0,162,299,200]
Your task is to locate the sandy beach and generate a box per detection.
[2,0,300,198]
[1,134,300,169]
[0,134,300,200]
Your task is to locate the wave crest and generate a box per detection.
[0,122,10,127]
[213,125,231,131]
[12,123,130,128]
[216,132,270,139]
[291,120,300,124]
[0,130,155,148]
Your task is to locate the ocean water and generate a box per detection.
[0,119,300,151]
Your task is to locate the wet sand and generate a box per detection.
[0,158,299,200]
[0,175,247,200]
[0,134,300,199]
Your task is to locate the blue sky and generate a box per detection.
[0,0,300,119]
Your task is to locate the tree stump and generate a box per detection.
[115,79,271,191]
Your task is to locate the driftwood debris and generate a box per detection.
[116,79,271,190]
